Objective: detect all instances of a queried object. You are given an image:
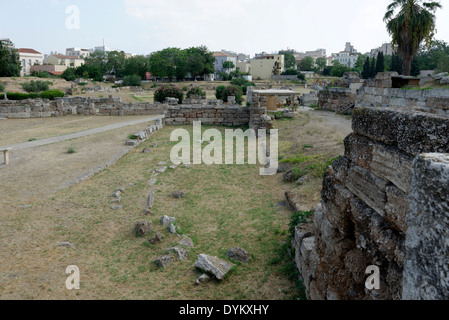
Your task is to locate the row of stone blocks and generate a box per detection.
[294,104,449,300]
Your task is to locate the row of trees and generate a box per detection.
[148,46,215,81]
[0,40,21,77]
[61,45,216,83]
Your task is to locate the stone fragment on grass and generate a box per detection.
[135,220,153,237]
[194,254,234,280]
[195,274,211,286]
[148,233,163,245]
[171,191,185,199]
[179,236,194,248]
[166,247,189,260]
[167,223,177,234]
[156,167,167,174]
[111,205,123,211]
[161,215,176,226]
[147,190,155,208]
[226,247,252,264]
[154,255,173,268]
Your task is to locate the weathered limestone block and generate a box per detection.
[194,254,234,280]
[352,106,400,146]
[321,169,353,237]
[344,134,374,170]
[353,106,449,156]
[345,165,388,217]
[385,185,410,234]
[403,153,449,300]
[370,144,414,193]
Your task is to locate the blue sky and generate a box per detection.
[1,0,449,57]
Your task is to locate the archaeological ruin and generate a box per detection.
[293,72,449,300]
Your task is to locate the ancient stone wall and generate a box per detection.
[318,88,355,114]
[164,96,273,131]
[0,96,168,119]
[293,72,449,300]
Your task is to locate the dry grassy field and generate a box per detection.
[0,108,351,300]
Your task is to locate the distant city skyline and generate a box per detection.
[1,0,448,58]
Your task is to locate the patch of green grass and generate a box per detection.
[28,138,37,142]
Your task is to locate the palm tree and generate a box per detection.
[384,0,442,76]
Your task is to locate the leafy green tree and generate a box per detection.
[299,56,314,71]
[416,39,449,71]
[122,74,142,87]
[376,52,385,75]
[222,61,235,74]
[354,54,366,73]
[384,0,442,75]
[187,53,206,80]
[186,46,215,76]
[282,52,297,69]
[330,61,351,77]
[123,55,151,79]
[315,57,327,73]
[61,68,77,81]
[0,40,21,77]
[106,51,126,77]
[322,66,333,76]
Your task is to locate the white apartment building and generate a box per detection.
[18,48,43,76]
[66,47,91,59]
[213,52,237,79]
[331,42,359,68]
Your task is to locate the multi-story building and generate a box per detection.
[213,52,237,80]
[250,54,285,80]
[296,48,327,60]
[331,42,359,68]
[18,48,43,76]
[44,54,85,69]
[66,47,91,59]
[369,43,394,57]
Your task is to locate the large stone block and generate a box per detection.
[370,144,414,193]
[344,134,374,170]
[345,165,388,217]
[385,185,410,235]
[353,106,449,156]
[403,153,449,300]
[352,106,400,146]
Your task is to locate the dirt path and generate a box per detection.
[0,115,164,151]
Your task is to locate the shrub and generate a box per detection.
[230,77,256,95]
[281,68,299,76]
[154,86,184,103]
[122,74,142,87]
[21,80,51,93]
[217,85,243,105]
[297,73,306,81]
[39,90,65,100]
[215,85,226,100]
[186,87,206,98]
[2,92,38,100]
[0,83,4,92]
[31,71,50,78]
[1,90,64,101]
